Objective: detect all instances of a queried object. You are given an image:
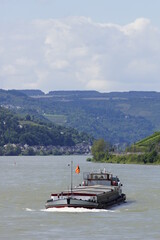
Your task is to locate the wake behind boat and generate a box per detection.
[45,162,126,209]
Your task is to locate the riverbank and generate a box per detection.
[87,151,160,165]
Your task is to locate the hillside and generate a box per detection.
[1,89,160,146]
[0,107,93,155]
[127,132,160,153]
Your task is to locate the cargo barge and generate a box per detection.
[45,164,126,209]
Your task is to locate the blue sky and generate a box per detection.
[1,0,160,25]
[1,0,160,92]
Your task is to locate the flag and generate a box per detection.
[75,165,80,174]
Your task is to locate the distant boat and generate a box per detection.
[45,162,126,209]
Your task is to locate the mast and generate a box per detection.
[71,160,73,195]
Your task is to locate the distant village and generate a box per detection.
[1,142,92,156]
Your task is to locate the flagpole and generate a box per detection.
[71,160,73,195]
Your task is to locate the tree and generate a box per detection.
[91,139,110,161]
[0,147,4,155]
[4,144,21,156]
[147,150,158,163]
[25,114,31,121]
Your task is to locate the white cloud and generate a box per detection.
[1,17,160,92]
[1,64,17,75]
[15,58,37,67]
[122,18,151,35]
[127,59,157,77]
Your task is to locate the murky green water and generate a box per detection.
[0,156,160,239]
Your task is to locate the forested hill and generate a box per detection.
[1,89,160,146]
[0,107,92,148]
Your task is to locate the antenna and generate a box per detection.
[71,160,73,195]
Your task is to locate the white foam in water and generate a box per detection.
[25,208,35,212]
[41,207,114,213]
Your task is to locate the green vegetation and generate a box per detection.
[0,107,93,155]
[44,114,67,125]
[0,89,157,146]
[87,139,111,162]
[1,89,160,160]
[127,132,160,152]
[88,137,160,164]
[104,151,160,164]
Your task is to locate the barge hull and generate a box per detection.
[45,198,98,209]
[45,194,126,209]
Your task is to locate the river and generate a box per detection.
[0,155,160,239]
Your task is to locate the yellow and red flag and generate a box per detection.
[75,165,80,174]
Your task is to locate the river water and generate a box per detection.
[0,155,160,239]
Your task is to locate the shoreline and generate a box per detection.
[87,152,160,165]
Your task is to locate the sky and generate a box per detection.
[1,0,160,93]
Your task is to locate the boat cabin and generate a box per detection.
[82,171,119,186]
